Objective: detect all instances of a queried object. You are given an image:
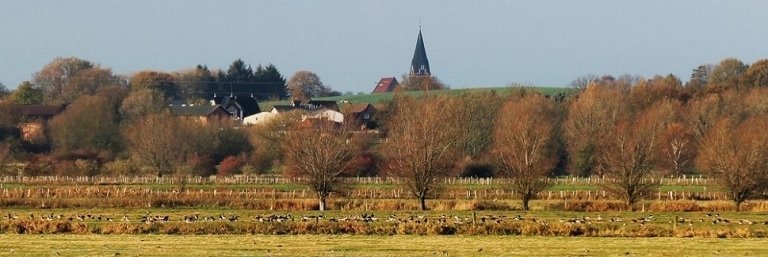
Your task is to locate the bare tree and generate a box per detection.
[697,117,768,211]
[568,74,599,91]
[248,111,302,172]
[659,122,696,175]
[282,121,360,211]
[564,84,628,176]
[598,104,667,209]
[492,94,557,210]
[123,113,184,177]
[119,89,166,122]
[382,96,461,210]
[49,95,121,154]
[399,74,447,91]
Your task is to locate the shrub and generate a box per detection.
[103,159,141,176]
[217,156,243,177]
[186,154,214,176]
[471,200,512,211]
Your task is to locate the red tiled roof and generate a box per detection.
[372,77,399,93]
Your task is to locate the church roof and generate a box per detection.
[410,29,431,76]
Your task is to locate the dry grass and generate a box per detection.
[0,234,765,257]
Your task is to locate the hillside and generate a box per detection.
[259,86,574,111]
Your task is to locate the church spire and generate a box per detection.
[410,28,431,76]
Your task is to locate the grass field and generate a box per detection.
[0,234,764,257]
[258,86,574,111]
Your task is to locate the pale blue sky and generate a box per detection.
[2,0,768,93]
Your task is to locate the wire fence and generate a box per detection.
[0,175,712,186]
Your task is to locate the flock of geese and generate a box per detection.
[4,212,768,226]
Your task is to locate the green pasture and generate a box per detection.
[258,86,574,110]
[5,207,768,230]
[0,234,764,257]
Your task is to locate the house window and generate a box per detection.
[363,113,370,120]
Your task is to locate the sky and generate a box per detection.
[2,0,768,93]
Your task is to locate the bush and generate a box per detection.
[217,156,243,177]
[103,159,141,176]
[471,200,512,211]
[186,154,214,176]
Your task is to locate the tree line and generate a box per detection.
[2,57,768,211]
[2,57,302,105]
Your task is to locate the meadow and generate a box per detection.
[1,175,767,256]
[0,234,765,257]
[258,86,574,111]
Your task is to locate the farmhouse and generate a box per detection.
[12,104,66,143]
[211,95,261,120]
[245,99,345,125]
[341,103,377,129]
[168,95,260,125]
[372,77,400,93]
[169,104,232,124]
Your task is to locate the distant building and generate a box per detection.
[170,105,232,124]
[342,103,377,129]
[211,95,261,120]
[372,77,400,93]
[13,104,66,143]
[410,28,431,76]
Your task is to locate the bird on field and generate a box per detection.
[361,213,376,222]
[182,214,199,223]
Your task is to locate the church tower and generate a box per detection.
[409,28,431,76]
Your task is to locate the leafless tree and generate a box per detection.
[568,74,599,91]
[282,121,360,211]
[598,106,666,209]
[564,84,628,176]
[659,122,696,175]
[382,96,461,210]
[697,117,768,211]
[399,74,447,91]
[123,113,184,177]
[493,94,557,210]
